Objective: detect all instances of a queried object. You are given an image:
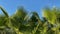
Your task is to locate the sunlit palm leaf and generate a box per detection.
[43,7,56,24]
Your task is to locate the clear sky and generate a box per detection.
[0,0,60,18]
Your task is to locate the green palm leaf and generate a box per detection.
[0,6,9,17]
[43,7,56,24]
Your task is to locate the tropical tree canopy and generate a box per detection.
[0,6,60,34]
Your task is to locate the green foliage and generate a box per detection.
[0,6,60,34]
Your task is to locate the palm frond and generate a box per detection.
[0,6,9,17]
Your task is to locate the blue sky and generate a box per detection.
[0,0,60,18]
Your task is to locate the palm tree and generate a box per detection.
[1,6,60,34]
[0,6,16,34]
[11,7,28,34]
[0,6,10,28]
[42,7,60,34]
[24,11,43,34]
